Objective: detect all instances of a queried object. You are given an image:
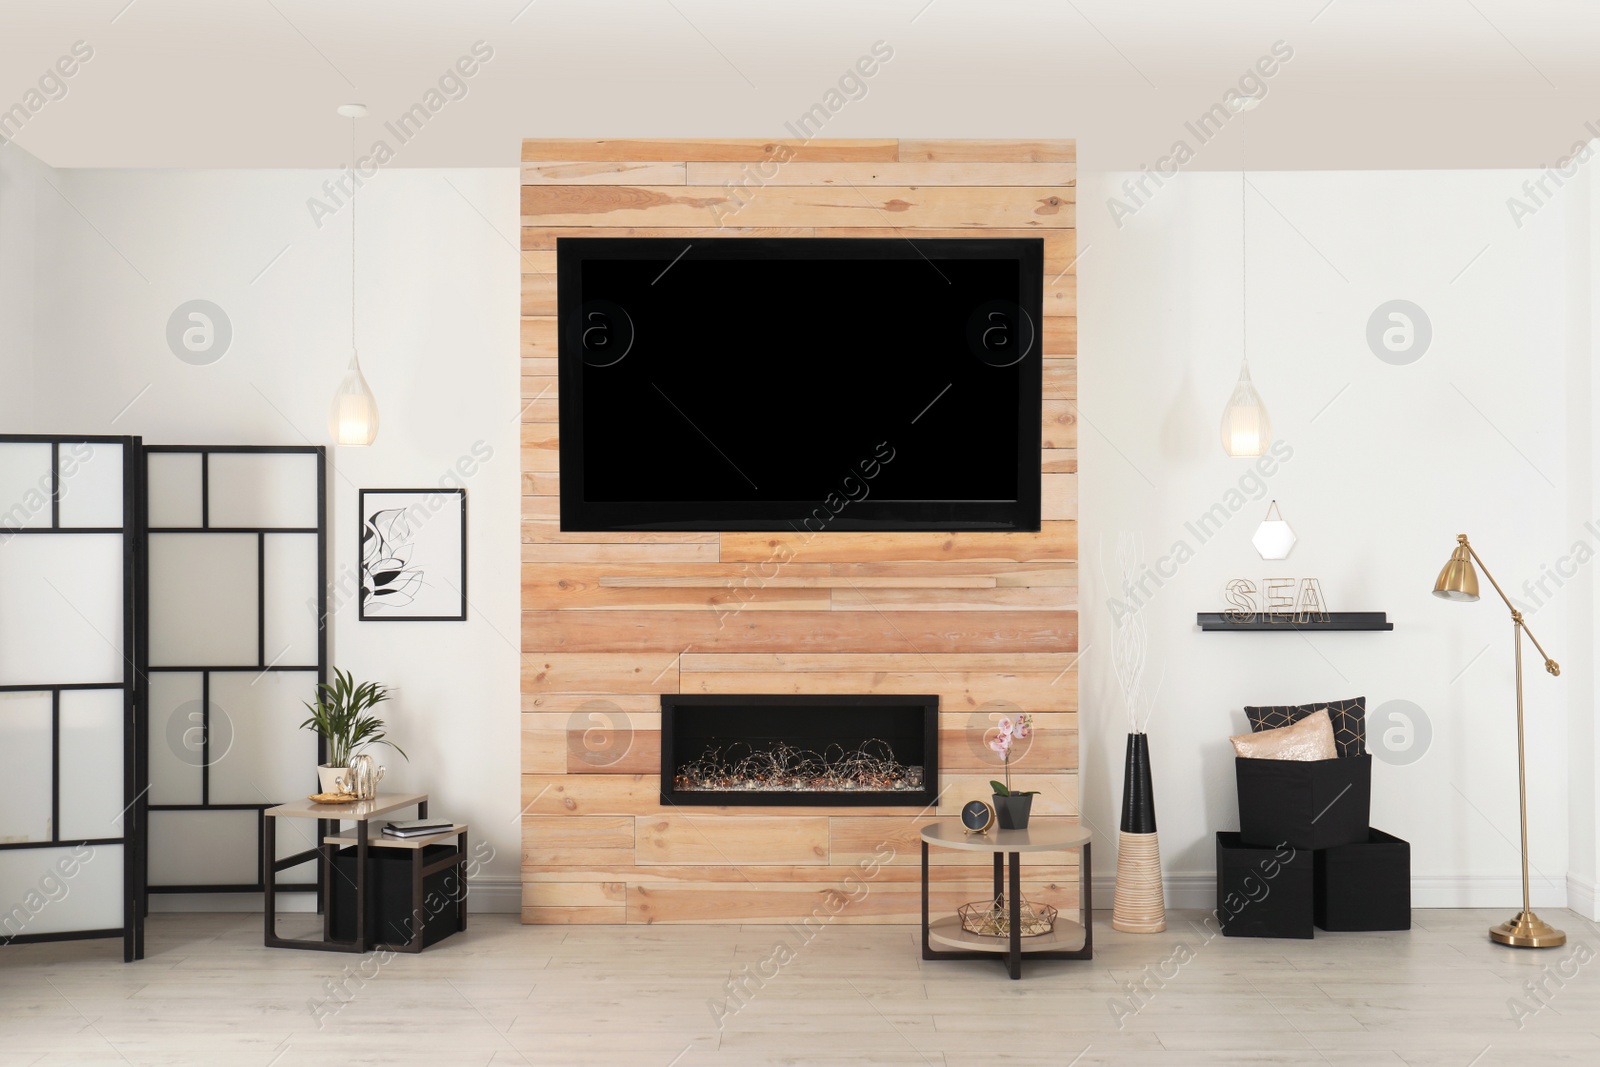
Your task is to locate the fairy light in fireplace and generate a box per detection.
[674,738,924,793]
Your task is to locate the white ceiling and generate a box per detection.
[2,0,1597,171]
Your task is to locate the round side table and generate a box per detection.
[919,822,1093,979]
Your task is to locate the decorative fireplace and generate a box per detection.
[660,694,939,807]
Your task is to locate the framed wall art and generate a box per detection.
[357,488,467,621]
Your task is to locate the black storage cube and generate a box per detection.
[1216,832,1314,939]
[330,845,461,949]
[1236,754,1371,851]
[1314,828,1411,931]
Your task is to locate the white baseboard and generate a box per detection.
[1093,874,1571,912]
[148,875,522,915]
[1569,874,1598,920]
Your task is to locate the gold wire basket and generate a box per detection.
[957,894,1058,938]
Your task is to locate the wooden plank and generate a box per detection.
[1042,449,1077,474]
[521,715,567,774]
[520,610,1077,654]
[522,906,626,924]
[521,542,721,564]
[828,585,1074,612]
[522,653,682,694]
[1041,473,1077,521]
[522,565,828,611]
[1044,318,1077,357]
[523,472,560,496]
[522,882,627,907]
[524,712,661,774]
[518,400,560,426]
[1043,358,1077,399]
[636,815,831,866]
[939,713,1079,772]
[521,815,635,866]
[522,160,687,184]
[522,863,1078,883]
[830,816,1081,866]
[600,575,998,589]
[518,870,1081,883]
[521,273,557,316]
[521,316,557,358]
[522,225,816,250]
[626,880,1077,924]
[1042,400,1077,449]
[897,139,1075,163]
[521,139,900,163]
[680,652,1079,672]
[938,773,1078,817]
[521,521,718,546]
[521,375,557,401]
[684,161,1076,187]
[521,692,659,716]
[720,523,1077,563]
[522,495,559,520]
[521,250,557,275]
[679,672,1077,714]
[521,186,1075,229]
[825,564,1075,587]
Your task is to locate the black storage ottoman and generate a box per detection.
[1216,832,1314,939]
[1314,828,1411,931]
[330,844,462,949]
[1236,754,1371,851]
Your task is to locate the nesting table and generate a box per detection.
[263,792,468,953]
[920,821,1093,979]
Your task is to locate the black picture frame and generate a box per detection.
[357,488,468,622]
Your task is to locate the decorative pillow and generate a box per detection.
[1244,697,1367,758]
[1231,709,1337,761]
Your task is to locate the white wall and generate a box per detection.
[1079,166,1593,913]
[23,166,523,910]
[11,156,1598,918]
[0,144,54,429]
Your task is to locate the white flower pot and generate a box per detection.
[317,764,350,795]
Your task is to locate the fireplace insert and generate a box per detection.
[660,694,939,807]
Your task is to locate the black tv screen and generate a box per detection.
[557,237,1043,532]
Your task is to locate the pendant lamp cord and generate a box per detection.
[349,114,357,354]
[1240,107,1247,369]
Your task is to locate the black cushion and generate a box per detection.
[1244,697,1366,758]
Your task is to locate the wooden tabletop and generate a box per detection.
[920,821,1091,853]
[264,792,429,821]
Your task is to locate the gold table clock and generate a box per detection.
[960,799,994,834]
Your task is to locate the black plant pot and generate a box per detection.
[993,793,1034,829]
[1121,732,1157,834]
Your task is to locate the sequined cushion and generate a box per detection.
[1231,708,1338,761]
[1244,696,1367,758]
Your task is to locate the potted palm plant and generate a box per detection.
[300,667,407,795]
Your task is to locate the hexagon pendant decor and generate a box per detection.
[1252,500,1296,560]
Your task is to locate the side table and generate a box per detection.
[920,821,1093,979]
[263,792,465,953]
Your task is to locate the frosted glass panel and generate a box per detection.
[207,453,319,529]
[0,845,122,937]
[147,673,204,806]
[58,689,124,841]
[147,452,203,528]
[56,443,123,528]
[0,442,53,531]
[208,671,319,804]
[263,534,320,668]
[0,534,124,685]
[0,691,53,843]
[148,533,258,666]
[148,811,255,887]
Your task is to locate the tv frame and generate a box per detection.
[556,236,1044,533]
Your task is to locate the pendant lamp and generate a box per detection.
[1221,95,1269,458]
[329,103,379,446]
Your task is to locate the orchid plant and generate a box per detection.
[988,713,1040,797]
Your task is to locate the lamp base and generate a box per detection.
[1489,911,1566,949]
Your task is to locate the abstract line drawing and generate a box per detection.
[357,488,467,621]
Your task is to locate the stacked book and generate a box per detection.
[383,819,454,840]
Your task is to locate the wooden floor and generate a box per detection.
[2,909,1597,1065]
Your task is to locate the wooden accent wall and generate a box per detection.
[520,139,1078,924]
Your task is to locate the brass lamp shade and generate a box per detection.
[1432,543,1480,602]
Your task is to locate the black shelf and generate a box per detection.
[1197,612,1393,632]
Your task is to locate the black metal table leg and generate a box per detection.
[263,812,276,944]
[459,828,469,932]
[1008,851,1022,979]
[920,840,932,960]
[355,819,368,953]
[1081,841,1093,957]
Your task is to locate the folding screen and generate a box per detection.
[143,446,326,899]
[0,435,144,960]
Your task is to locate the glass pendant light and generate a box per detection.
[329,103,379,446]
[1220,96,1269,458]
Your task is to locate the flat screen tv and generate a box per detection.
[557,237,1043,532]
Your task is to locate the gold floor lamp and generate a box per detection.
[1433,533,1565,948]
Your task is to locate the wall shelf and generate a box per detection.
[1196,612,1394,632]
